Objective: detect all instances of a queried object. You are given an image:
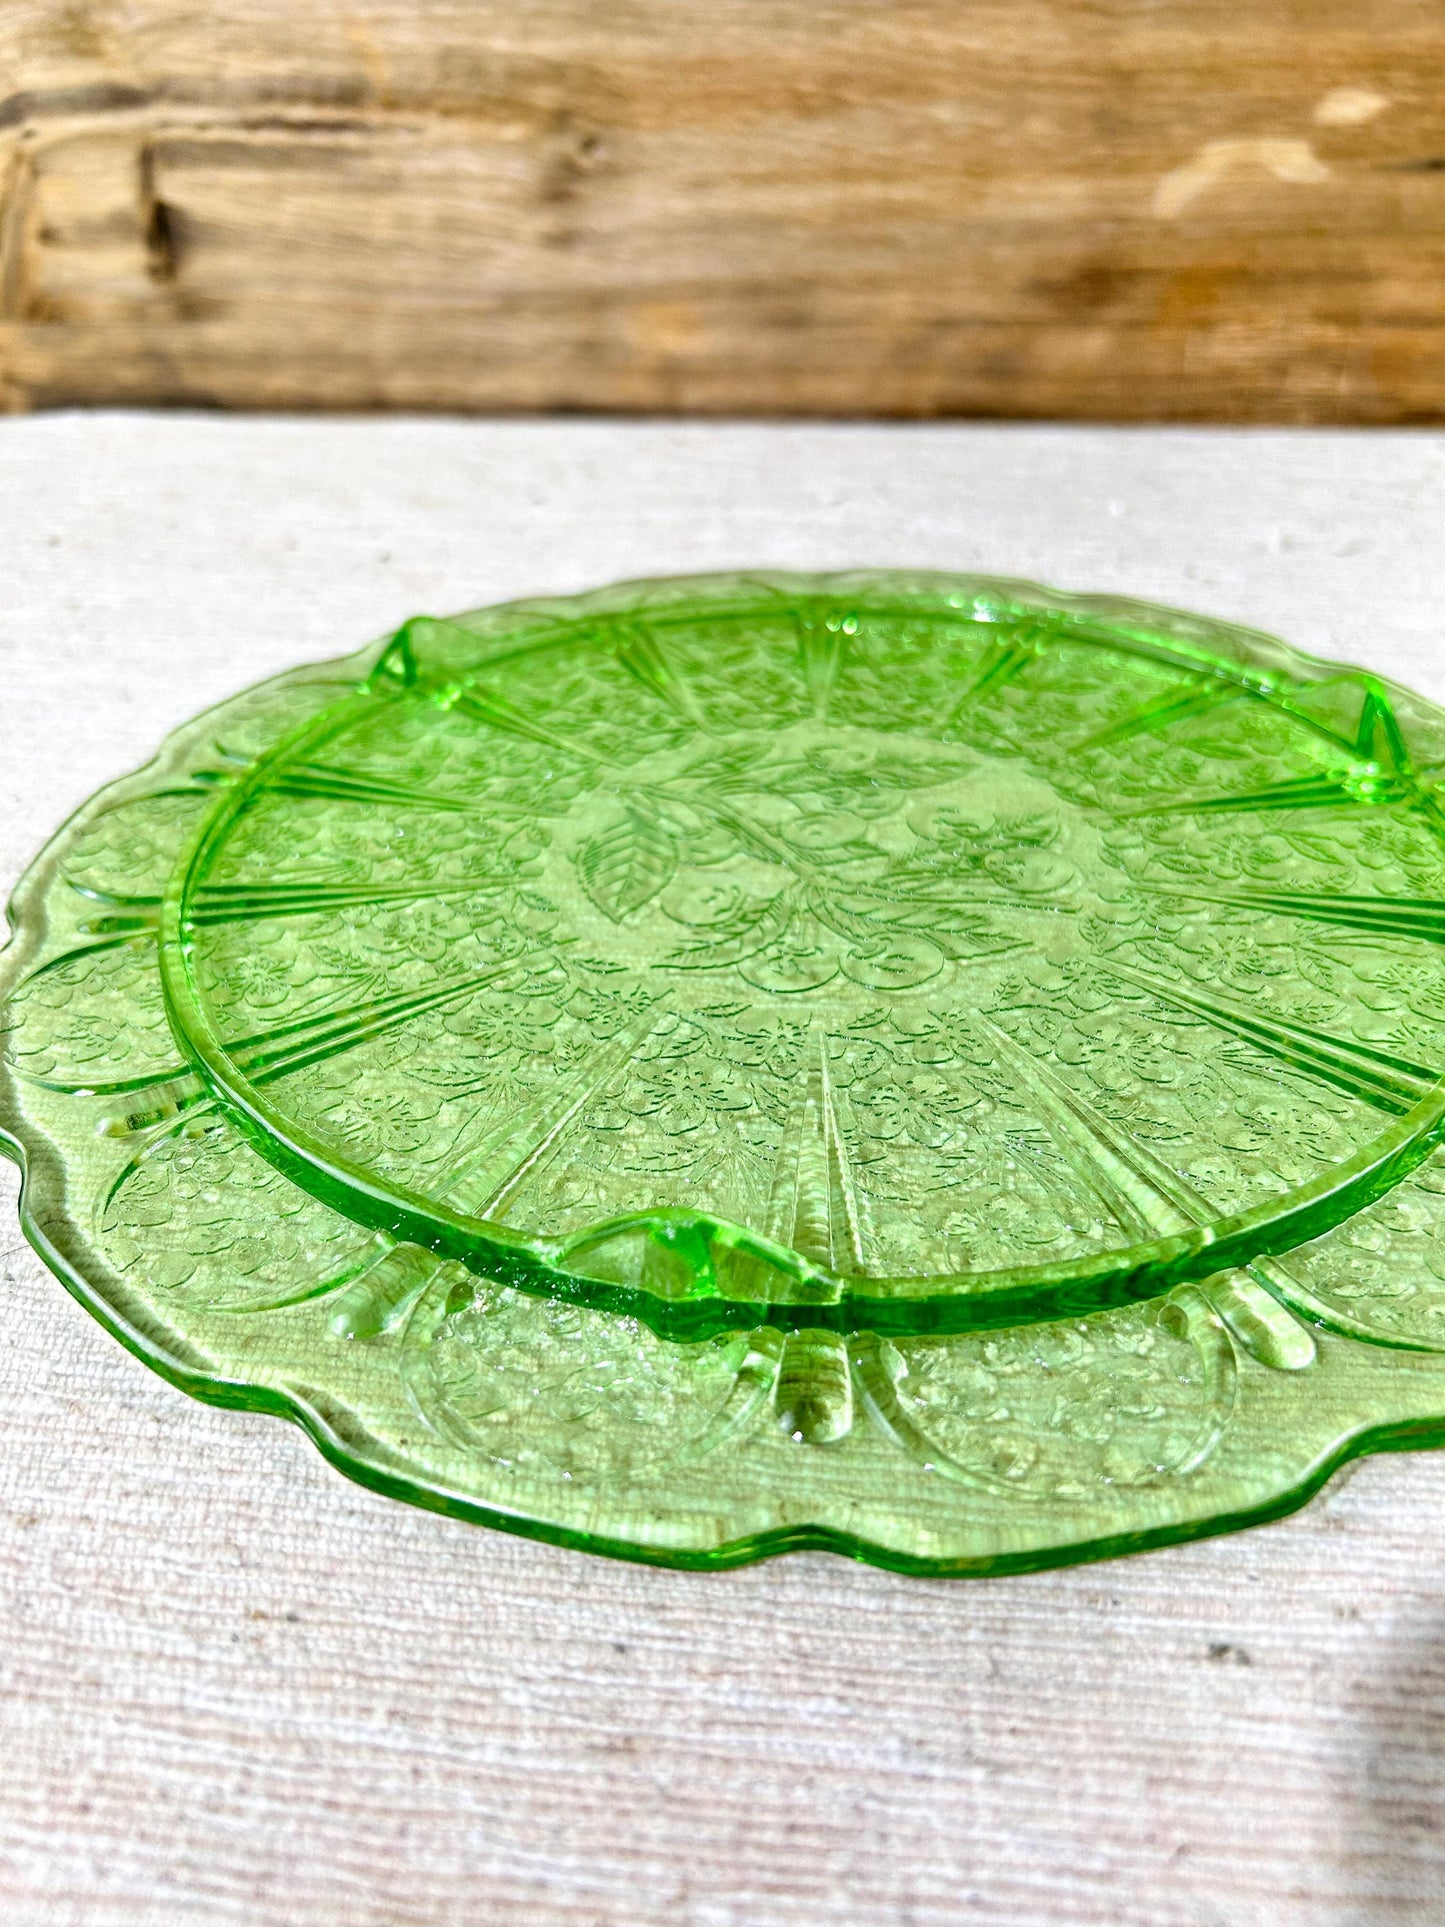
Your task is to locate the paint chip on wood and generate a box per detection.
[1152,138,1331,218]
[1314,87,1389,127]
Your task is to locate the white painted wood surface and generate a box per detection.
[4,416,1445,1925]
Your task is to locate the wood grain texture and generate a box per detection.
[5,414,1445,1923]
[1,4,1445,421]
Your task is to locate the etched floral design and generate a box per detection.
[12,572,1445,1574]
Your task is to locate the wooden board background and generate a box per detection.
[4,413,1445,1922]
[1,4,1445,421]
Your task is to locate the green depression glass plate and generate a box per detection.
[9,569,1445,1574]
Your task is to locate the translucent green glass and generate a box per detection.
[7,570,1445,1574]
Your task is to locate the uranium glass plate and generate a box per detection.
[7,569,1445,1575]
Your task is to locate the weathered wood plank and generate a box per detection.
[1,2,1443,419]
